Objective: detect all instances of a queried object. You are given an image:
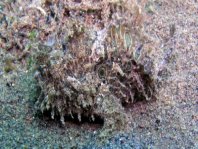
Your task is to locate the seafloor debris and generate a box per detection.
[32,0,156,130]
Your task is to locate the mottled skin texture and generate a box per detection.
[33,0,155,130]
[34,45,155,130]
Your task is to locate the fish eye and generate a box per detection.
[97,66,106,79]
